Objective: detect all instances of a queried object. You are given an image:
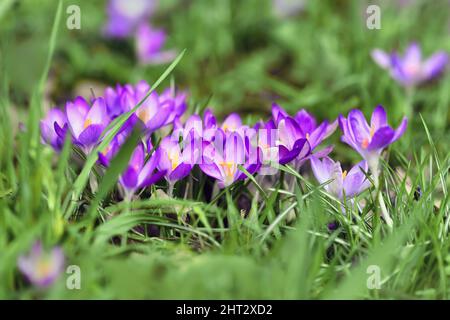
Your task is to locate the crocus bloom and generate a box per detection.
[40,108,67,151]
[135,23,176,65]
[371,43,448,87]
[160,87,188,125]
[104,0,156,38]
[66,97,111,153]
[18,241,65,288]
[338,105,407,171]
[311,156,370,200]
[200,131,260,188]
[271,104,336,165]
[120,143,165,198]
[158,136,197,183]
[127,80,175,132]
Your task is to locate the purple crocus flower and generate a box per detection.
[371,43,448,87]
[128,80,175,132]
[338,105,407,172]
[310,156,370,200]
[119,143,165,198]
[66,97,111,153]
[135,23,176,65]
[104,0,156,38]
[200,131,261,188]
[40,108,68,151]
[160,87,188,125]
[18,241,65,288]
[158,136,197,183]
[271,104,336,165]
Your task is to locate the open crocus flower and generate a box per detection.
[119,143,165,198]
[127,81,175,132]
[310,156,370,200]
[40,108,67,151]
[200,131,261,188]
[338,105,407,172]
[66,97,111,153]
[371,43,448,87]
[272,103,335,166]
[104,0,156,38]
[158,136,198,183]
[18,241,65,288]
[135,23,177,65]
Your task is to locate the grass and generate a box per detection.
[0,0,449,299]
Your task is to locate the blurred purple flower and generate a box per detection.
[18,241,65,288]
[338,105,407,171]
[372,43,448,87]
[119,143,165,197]
[40,108,68,151]
[66,97,111,153]
[135,23,177,65]
[104,0,157,38]
[310,156,370,200]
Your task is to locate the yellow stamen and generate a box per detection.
[83,118,92,129]
[370,127,375,138]
[137,109,150,123]
[219,161,237,177]
[342,170,347,179]
[305,133,310,140]
[36,259,52,278]
[361,138,369,149]
[168,152,180,171]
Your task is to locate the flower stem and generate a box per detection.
[370,161,393,229]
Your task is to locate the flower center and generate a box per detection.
[36,258,53,278]
[219,161,237,178]
[168,152,180,171]
[83,118,92,129]
[362,126,376,149]
[137,109,151,124]
[342,170,347,179]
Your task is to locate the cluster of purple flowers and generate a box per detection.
[41,78,408,205]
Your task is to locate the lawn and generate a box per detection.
[0,0,449,299]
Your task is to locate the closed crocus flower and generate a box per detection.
[310,156,370,200]
[104,0,156,38]
[119,143,165,199]
[66,97,111,153]
[40,108,67,151]
[160,87,187,126]
[135,23,176,65]
[200,131,261,189]
[338,105,407,172]
[372,43,448,87]
[18,241,65,288]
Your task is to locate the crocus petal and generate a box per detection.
[146,101,173,132]
[85,97,109,125]
[404,42,421,66]
[199,162,224,180]
[140,170,166,188]
[222,113,242,132]
[367,126,395,151]
[66,97,89,138]
[169,163,192,181]
[371,49,391,69]
[370,105,387,130]
[392,117,408,142]
[271,103,289,124]
[343,161,370,198]
[422,52,448,80]
[348,109,371,144]
[77,124,104,146]
[310,156,333,185]
[121,167,138,189]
